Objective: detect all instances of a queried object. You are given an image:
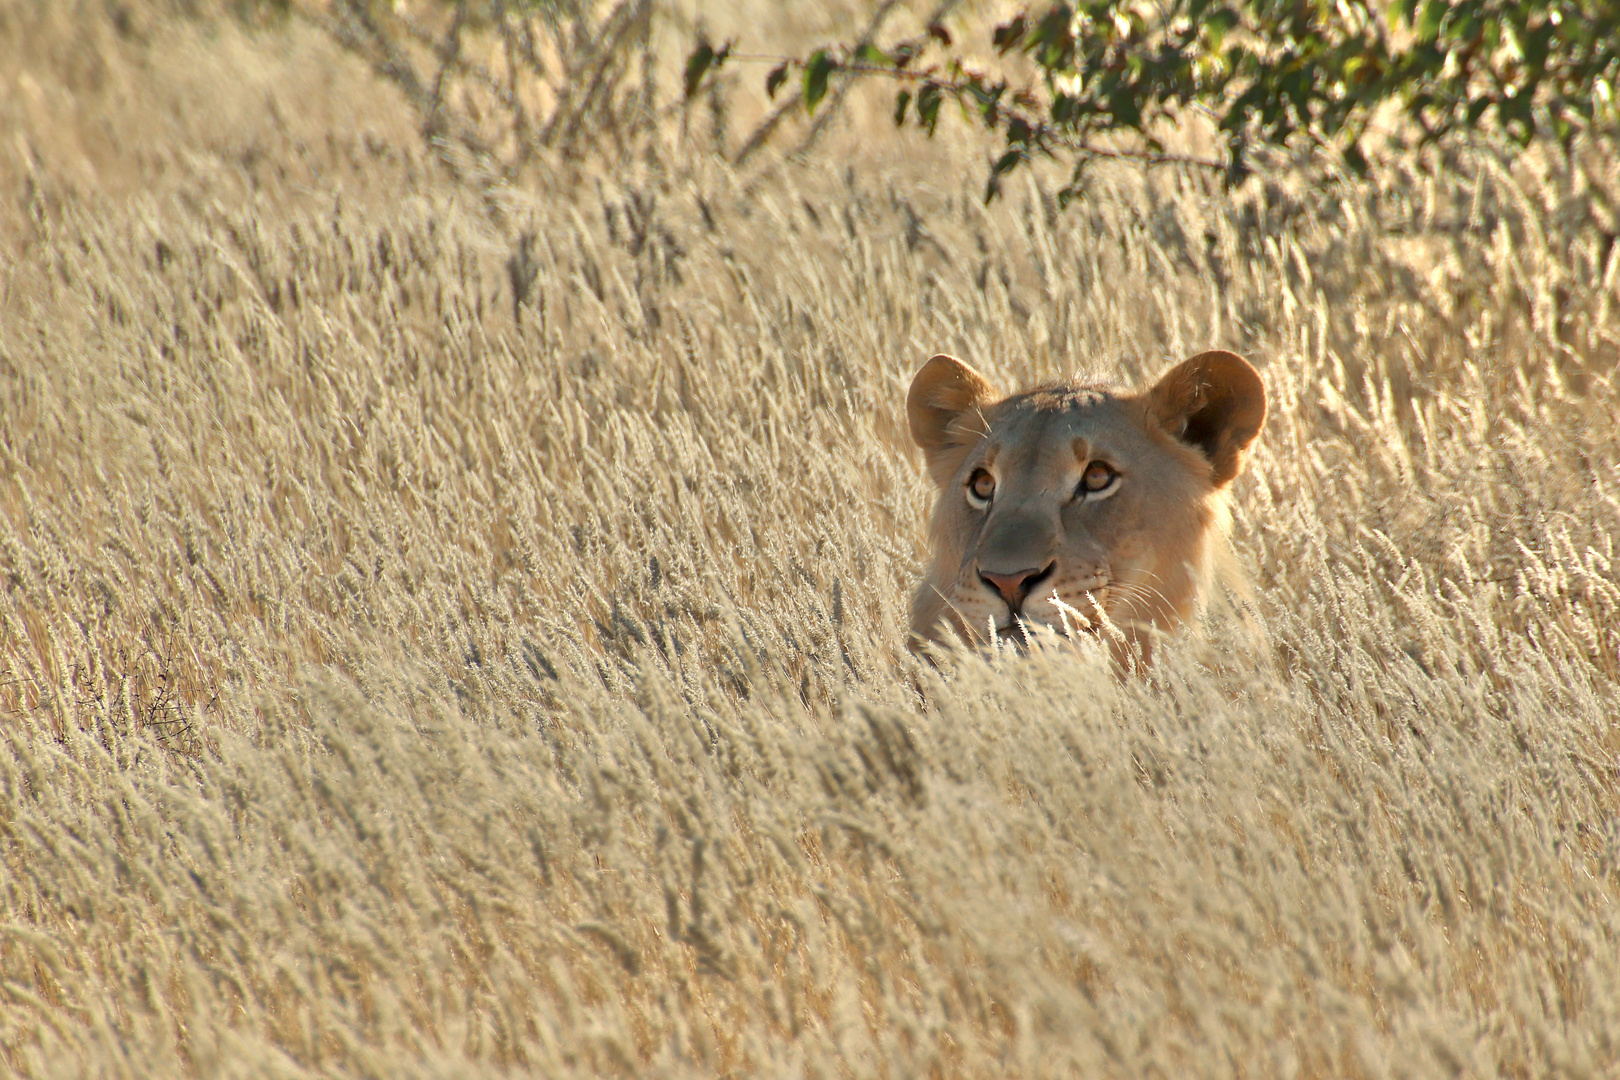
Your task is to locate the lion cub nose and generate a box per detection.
[979,563,1056,612]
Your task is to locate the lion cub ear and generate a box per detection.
[908,354,1000,486]
[1144,350,1266,487]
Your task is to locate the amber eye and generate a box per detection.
[967,469,996,504]
[1078,461,1117,495]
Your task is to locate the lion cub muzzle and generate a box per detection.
[978,562,1056,614]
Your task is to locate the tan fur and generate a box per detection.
[907,351,1266,665]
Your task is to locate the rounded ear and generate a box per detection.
[1143,350,1266,487]
[907,354,1000,486]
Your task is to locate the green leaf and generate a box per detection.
[917,81,943,135]
[1029,4,1076,70]
[893,89,912,126]
[1414,0,1445,43]
[1203,7,1239,50]
[993,149,1023,174]
[765,62,789,100]
[1223,137,1250,187]
[1109,87,1142,129]
[1552,112,1575,148]
[803,50,837,114]
[1454,12,1479,46]
[967,79,1002,123]
[683,43,715,101]
[854,43,893,67]
[993,16,1027,53]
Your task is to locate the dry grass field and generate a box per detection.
[3,2,1620,1076]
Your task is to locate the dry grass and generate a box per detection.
[3,3,1620,1077]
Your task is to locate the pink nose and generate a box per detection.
[979,564,1055,611]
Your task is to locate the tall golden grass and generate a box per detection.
[3,3,1619,1076]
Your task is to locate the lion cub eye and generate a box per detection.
[967,469,996,506]
[1077,461,1118,497]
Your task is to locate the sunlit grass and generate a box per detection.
[2,3,1618,1077]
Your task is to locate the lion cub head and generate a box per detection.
[907,350,1265,662]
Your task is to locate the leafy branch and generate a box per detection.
[686,1,1620,203]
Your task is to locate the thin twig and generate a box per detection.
[556,0,653,153]
[496,2,534,169]
[426,2,470,141]
[1057,142,1223,171]
[541,0,647,149]
[320,1,503,213]
[395,6,520,113]
[799,62,1224,173]
[734,0,911,165]
[734,91,805,166]
[792,0,908,158]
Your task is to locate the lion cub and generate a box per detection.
[907,350,1265,664]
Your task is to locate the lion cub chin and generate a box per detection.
[906,349,1266,668]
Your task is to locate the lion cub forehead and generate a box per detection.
[973,383,1139,470]
[1000,382,1118,414]
[990,383,1128,441]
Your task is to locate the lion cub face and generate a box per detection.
[907,350,1265,661]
